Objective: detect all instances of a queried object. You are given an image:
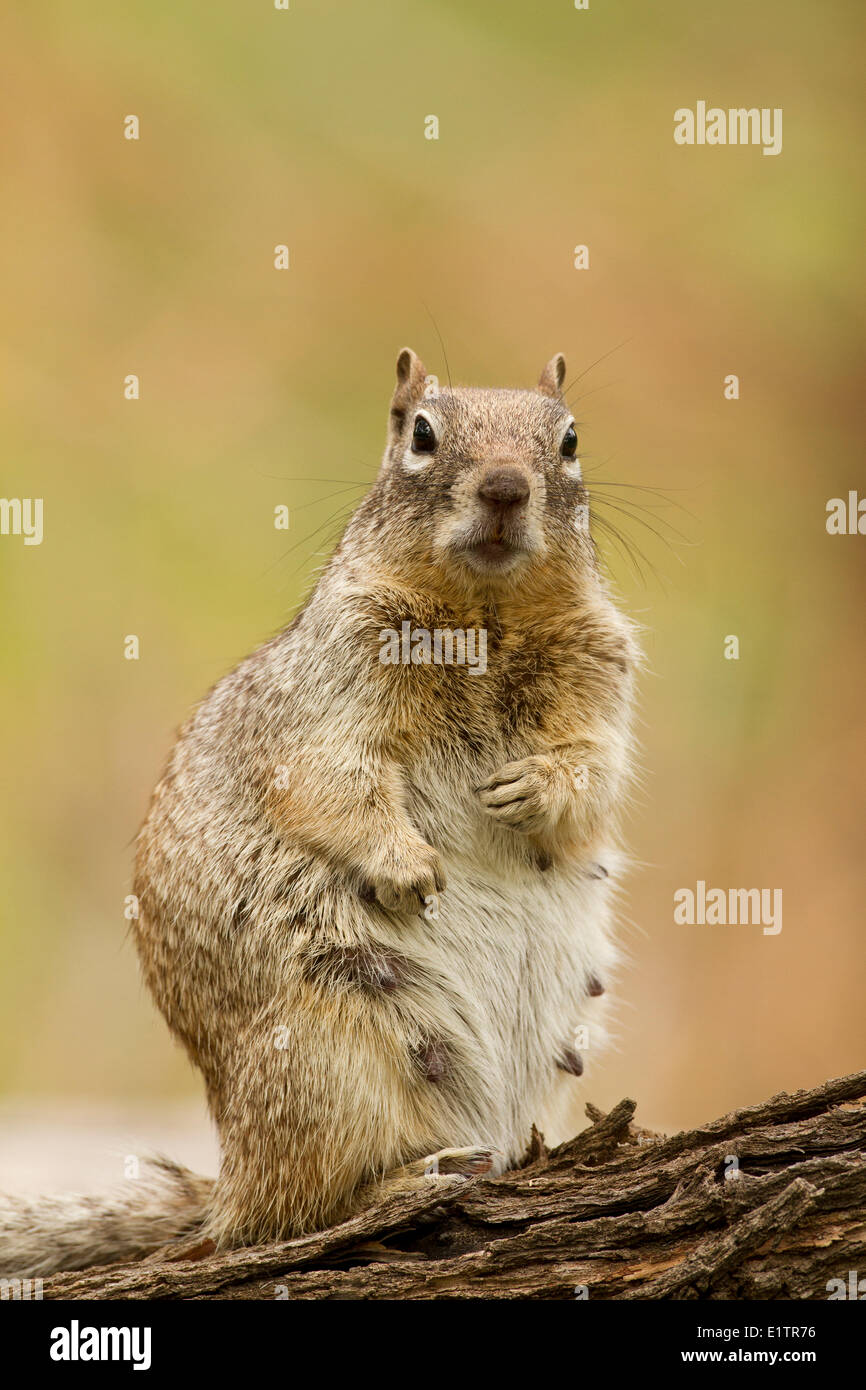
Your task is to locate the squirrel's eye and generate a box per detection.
[411,416,436,453]
[561,424,578,459]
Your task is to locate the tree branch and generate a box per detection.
[44,1069,866,1300]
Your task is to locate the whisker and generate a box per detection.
[290,484,373,513]
[591,513,648,585]
[591,511,669,592]
[590,493,693,549]
[260,501,358,580]
[280,511,359,588]
[422,303,454,391]
[591,496,689,560]
[591,487,699,531]
[578,459,699,522]
[561,338,632,399]
[585,476,697,512]
[253,474,370,486]
[566,379,618,409]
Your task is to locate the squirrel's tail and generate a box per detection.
[0,1156,213,1278]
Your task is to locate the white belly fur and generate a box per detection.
[368,845,619,1166]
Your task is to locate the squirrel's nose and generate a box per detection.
[477,466,531,508]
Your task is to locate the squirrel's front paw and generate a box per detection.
[361,838,446,914]
[476,755,566,835]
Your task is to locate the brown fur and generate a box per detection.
[0,349,639,1273]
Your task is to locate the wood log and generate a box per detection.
[42,1069,866,1300]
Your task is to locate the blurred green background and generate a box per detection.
[1,0,864,1181]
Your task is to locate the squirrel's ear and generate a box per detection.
[537,353,566,399]
[389,347,428,441]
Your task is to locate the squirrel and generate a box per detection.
[0,349,638,1276]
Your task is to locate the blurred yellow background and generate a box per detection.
[1,0,864,1182]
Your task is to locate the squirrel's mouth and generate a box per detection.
[439,494,544,577]
[468,538,520,566]
[451,523,532,575]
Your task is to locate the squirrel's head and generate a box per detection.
[371,347,592,588]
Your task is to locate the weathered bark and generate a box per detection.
[44,1070,866,1300]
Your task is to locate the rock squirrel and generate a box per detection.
[0,348,638,1276]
